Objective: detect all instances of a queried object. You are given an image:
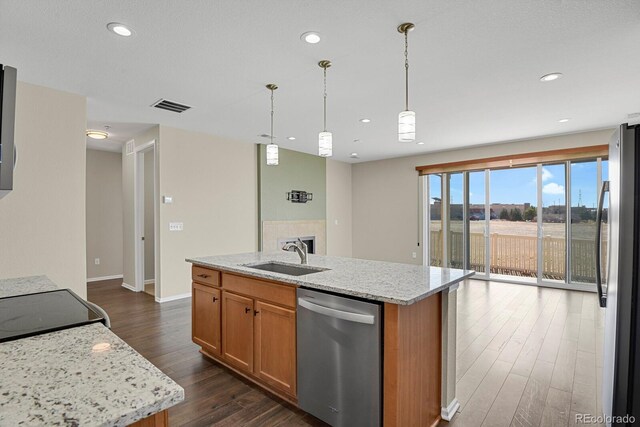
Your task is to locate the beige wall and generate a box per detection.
[157,126,258,299]
[326,159,353,257]
[86,150,123,279]
[122,126,159,288]
[0,82,87,297]
[352,129,615,265]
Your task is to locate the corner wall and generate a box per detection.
[0,82,87,297]
[157,126,258,300]
[326,159,353,257]
[351,129,614,264]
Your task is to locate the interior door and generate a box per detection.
[222,291,254,372]
[254,300,296,396]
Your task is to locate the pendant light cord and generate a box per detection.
[404,29,409,112]
[270,87,274,144]
[323,67,327,132]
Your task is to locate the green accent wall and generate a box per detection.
[258,145,326,221]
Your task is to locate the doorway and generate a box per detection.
[135,141,158,298]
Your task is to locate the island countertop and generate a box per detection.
[0,276,184,427]
[187,252,474,305]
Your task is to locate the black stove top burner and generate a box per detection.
[0,289,105,343]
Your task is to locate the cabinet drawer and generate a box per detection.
[192,266,220,287]
[222,273,296,308]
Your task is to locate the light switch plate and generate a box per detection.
[163,196,173,204]
[169,222,183,231]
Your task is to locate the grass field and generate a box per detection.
[438,219,605,240]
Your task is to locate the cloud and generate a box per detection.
[541,168,553,182]
[543,182,565,195]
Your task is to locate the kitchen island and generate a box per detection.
[0,276,184,426]
[187,252,473,426]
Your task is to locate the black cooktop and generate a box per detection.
[0,289,105,343]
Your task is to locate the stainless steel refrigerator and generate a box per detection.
[599,123,640,426]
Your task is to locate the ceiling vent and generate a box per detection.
[151,99,192,113]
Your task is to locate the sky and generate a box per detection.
[431,160,608,208]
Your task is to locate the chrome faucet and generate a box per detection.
[282,238,308,265]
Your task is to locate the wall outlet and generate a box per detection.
[163,196,173,204]
[94,258,100,265]
[412,252,417,259]
[169,222,183,231]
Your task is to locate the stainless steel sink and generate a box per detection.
[243,262,329,276]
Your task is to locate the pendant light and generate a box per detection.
[398,22,415,143]
[265,84,279,166]
[318,60,332,157]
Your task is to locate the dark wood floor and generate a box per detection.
[87,279,327,427]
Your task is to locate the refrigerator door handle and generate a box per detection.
[595,180,609,308]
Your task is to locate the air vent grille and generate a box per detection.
[151,99,192,113]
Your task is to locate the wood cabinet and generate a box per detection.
[254,300,296,396]
[222,291,255,372]
[192,282,221,357]
[191,266,298,401]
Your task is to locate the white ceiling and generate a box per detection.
[1,0,639,162]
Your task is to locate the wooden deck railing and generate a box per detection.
[429,230,601,282]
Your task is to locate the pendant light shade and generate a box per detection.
[398,23,415,143]
[266,142,278,165]
[318,131,332,157]
[318,60,332,157]
[398,110,416,142]
[265,84,279,166]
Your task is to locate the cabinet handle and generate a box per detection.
[197,274,210,279]
[245,307,251,314]
[212,296,218,302]
[254,310,260,316]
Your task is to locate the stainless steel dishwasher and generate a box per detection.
[297,288,381,427]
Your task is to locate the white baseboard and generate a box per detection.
[121,282,139,292]
[155,292,191,303]
[441,398,460,421]
[144,279,155,285]
[87,274,123,283]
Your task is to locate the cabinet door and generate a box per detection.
[192,282,221,357]
[222,291,254,372]
[254,301,296,397]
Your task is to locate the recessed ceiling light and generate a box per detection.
[86,130,109,140]
[359,118,371,123]
[287,136,296,140]
[301,31,321,44]
[350,152,359,158]
[417,141,425,145]
[107,22,134,37]
[558,118,570,123]
[540,72,563,82]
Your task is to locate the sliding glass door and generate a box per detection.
[468,171,488,276]
[541,163,567,282]
[489,166,538,282]
[424,157,606,290]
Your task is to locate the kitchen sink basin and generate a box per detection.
[243,262,329,276]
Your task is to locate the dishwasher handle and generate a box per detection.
[298,297,375,324]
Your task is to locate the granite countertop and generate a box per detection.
[187,252,474,305]
[0,276,184,426]
[0,275,58,298]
